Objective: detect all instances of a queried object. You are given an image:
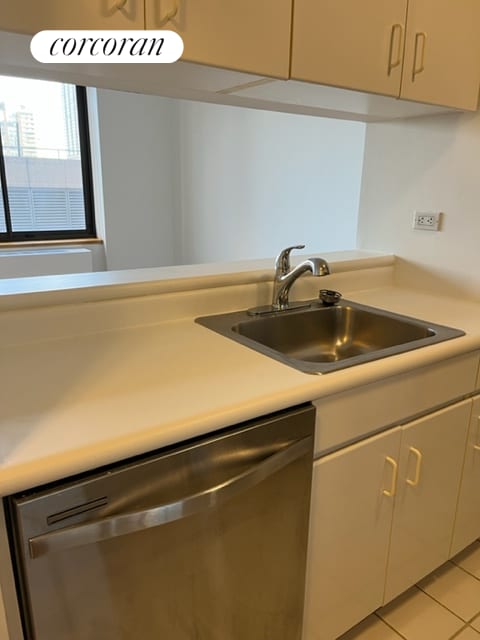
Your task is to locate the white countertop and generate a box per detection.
[0,250,391,309]
[2,255,480,497]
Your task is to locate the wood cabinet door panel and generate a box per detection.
[384,400,471,603]
[291,0,408,96]
[0,0,144,34]
[450,396,480,557]
[304,428,401,640]
[145,0,292,78]
[401,0,480,110]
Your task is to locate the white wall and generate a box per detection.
[177,101,365,263]
[0,88,365,278]
[95,89,180,271]
[93,90,365,270]
[0,247,92,279]
[358,111,480,299]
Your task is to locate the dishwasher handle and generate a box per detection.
[28,435,312,559]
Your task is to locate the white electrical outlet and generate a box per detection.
[413,211,442,231]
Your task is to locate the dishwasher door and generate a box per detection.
[6,404,315,640]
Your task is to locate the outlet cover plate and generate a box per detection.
[413,211,441,231]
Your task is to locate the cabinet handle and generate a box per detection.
[406,446,423,486]
[387,24,403,76]
[157,0,178,26]
[412,32,427,81]
[474,416,480,450]
[115,0,128,9]
[383,456,398,497]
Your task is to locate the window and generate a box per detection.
[0,76,95,241]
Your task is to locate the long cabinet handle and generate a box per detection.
[383,456,398,497]
[474,417,480,450]
[412,32,427,81]
[157,0,178,26]
[387,23,404,76]
[406,446,423,486]
[28,436,311,559]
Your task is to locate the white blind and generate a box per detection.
[9,187,86,231]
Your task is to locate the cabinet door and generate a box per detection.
[401,0,480,110]
[384,400,471,603]
[450,396,480,557]
[291,0,408,96]
[0,0,143,35]
[145,0,291,78]
[303,428,401,640]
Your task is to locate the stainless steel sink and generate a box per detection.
[196,300,465,374]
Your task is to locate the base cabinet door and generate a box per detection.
[450,396,480,557]
[383,400,471,603]
[303,428,402,640]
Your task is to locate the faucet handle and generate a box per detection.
[275,245,305,274]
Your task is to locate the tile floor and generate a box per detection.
[339,540,480,640]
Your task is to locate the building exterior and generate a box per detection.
[0,101,37,157]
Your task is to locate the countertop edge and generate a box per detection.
[0,251,393,310]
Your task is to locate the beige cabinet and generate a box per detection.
[0,0,478,110]
[384,400,471,603]
[303,428,402,640]
[304,399,472,639]
[291,0,408,97]
[450,396,480,557]
[145,0,292,78]
[0,0,144,34]
[400,0,480,110]
[0,0,291,78]
[291,0,480,110]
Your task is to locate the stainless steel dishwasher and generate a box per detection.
[5,404,315,640]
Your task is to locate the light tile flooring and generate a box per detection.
[339,540,480,640]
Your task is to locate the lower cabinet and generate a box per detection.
[303,398,473,640]
[450,396,480,557]
[383,400,471,602]
[303,428,401,640]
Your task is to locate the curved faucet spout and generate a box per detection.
[272,253,330,311]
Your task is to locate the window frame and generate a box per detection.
[0,84,96,242]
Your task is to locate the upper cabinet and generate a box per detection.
[400,0,480,110]
[0,0,144,34]
[291,0,408,97]
[144,0,292,78]
[0,0,478,113]
[291,0,480,111]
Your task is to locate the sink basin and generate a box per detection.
[196,300,465,374]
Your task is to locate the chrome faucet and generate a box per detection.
[272,245,330,311]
